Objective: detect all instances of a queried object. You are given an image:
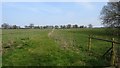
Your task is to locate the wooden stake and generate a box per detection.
[88,35,91,51]
[111,38,115,66]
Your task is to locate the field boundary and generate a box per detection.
[88,35,120,67]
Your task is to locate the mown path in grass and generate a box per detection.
[48,28,55,37]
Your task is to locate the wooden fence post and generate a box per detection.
[88,35,91,51]
[111,38,115,66]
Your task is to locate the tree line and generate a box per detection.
[1,23,93,29]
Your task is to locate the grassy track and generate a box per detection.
[2,28,120,66]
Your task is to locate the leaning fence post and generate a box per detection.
[110,38,115,66]
[88,35,91,51]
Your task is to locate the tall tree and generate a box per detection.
[1,23,9,29]
[73,24,78,28]
[12,25,18,29]
[55,25,59,29]
[100,2,120,28]
[88,24,93,28]
[67,24,71,29]
[29,23,34,29]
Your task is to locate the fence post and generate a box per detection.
[88,35,91,51]
[111,38,115,66]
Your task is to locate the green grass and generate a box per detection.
[2,28,120,66]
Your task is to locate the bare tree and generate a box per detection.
[73,24,78,28]
[88,24,93,28]
[1,23,9,29]
[55,25,59,29]
[67,24,71,29]
[100,2,120,36]
[29,23,34,29]
[60,25,66,29]
[100,2,120,28]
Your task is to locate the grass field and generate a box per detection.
[2,28,120,66]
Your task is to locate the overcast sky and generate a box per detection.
[1,2,108,27]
